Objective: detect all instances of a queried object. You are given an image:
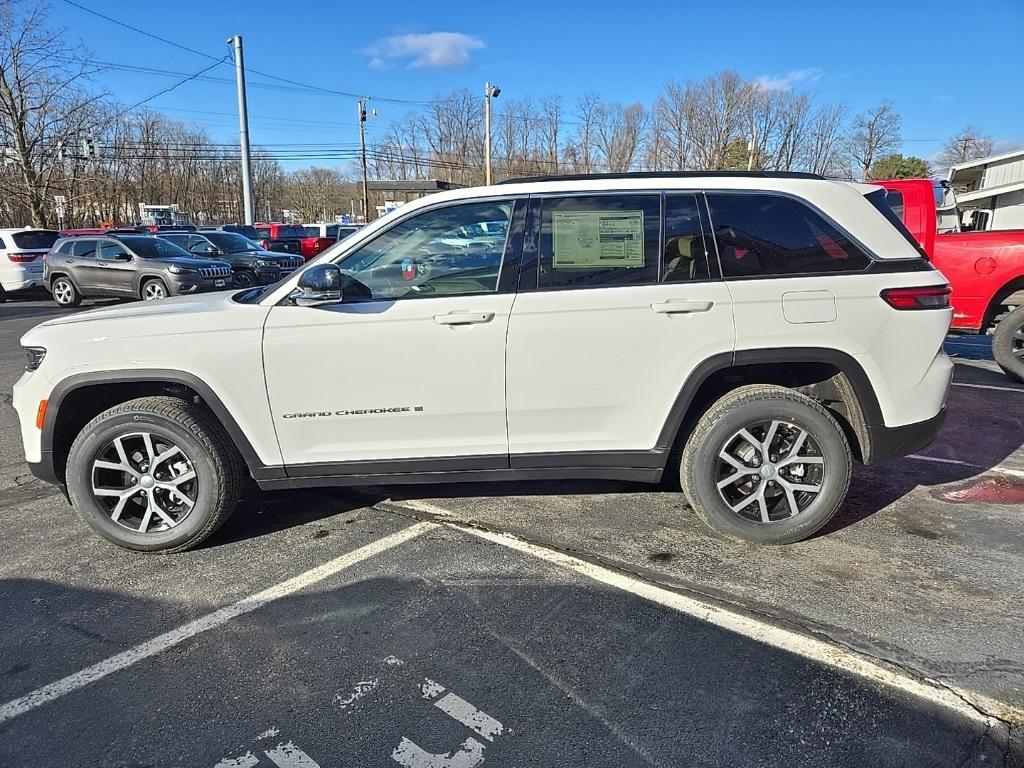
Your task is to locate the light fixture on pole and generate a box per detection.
[484,82,501,185]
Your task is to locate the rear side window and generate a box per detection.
[865,188,927,255]
[0,236,7,249]
[326,225,338,238]
[12,230,59,250]
[706,193,871,277]
[56,240,74,256]
[72,239,98,258]
[663,194,711,282]
[538,195,659,289]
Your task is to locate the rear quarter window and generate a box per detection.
[706,193,871,278]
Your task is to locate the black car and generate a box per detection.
[157,231,303,288]
[199,224,260,241]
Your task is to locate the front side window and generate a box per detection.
[278,226,306,239]
[160,234,189,249]
[663,194,711,283]
[538,195,659,289]
[706,193,871,278]
[337,200,514,301]
[98,241,127,261]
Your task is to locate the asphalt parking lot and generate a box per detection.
[2,293,1023,767]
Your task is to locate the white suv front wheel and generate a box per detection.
[680,385,852,544]
[66,396,243,552]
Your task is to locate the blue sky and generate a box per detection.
[57,0,1024,170]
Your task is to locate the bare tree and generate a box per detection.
[0,0,105,226]
[935,126,995,173]
[846,101,901,180]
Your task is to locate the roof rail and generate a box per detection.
[496,170,826,185]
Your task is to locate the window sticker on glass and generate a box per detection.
[552,211,644,268]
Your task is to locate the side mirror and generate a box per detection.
[115,251,132,262]
[293,263,342,307]
[204,245,219,254]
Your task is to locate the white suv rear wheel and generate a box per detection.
[680,385,852,544]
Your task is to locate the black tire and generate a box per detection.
[66,396,244,553]
[680,385,852,545]
[140,278,169,301]
[233,270,257,288]
[51,276,81,308]
[993,305,1024,383]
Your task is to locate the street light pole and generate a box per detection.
[484,82,500,185]
[358,98,370,222]
[228,35,254,225]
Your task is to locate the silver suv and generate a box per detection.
[45,234,233,307]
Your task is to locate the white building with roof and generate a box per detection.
[947,148,1024,231]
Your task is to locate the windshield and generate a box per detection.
[12,230,60,250]
[205,232,260,253]
[119,236,193,260]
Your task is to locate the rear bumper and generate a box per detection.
[864,408,947,465]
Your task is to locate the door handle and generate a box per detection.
[651,300,715,314]
[434,312,495,326]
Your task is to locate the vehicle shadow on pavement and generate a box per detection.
[0,574,1006,767]
[206,488,381,548]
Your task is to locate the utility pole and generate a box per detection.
[357,98,370,222]
[484,82,500,185]
[229,35,254,225]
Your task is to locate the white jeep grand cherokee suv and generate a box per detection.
[13,172,953,552]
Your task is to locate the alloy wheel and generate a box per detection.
[143,282,166,300]
[53,280,74,305]
[1013,322,1024,359]
[90,432,198,533]
[714,420,825,523]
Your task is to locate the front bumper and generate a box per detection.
[168,275,232,295]
[255,267,297,285]
[864,408,947,465]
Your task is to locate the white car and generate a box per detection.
[0,227,61,301]
[13,172,954,552]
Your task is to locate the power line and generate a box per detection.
[60,0,466,107]
[110,56,231,121]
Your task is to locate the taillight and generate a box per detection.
[7,253,38,263]
[880,285,951,310]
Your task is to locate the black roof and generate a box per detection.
[497,170,825,185]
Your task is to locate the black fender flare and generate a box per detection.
[39,369,281,482]
[654,347,884,456]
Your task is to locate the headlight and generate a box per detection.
[255,260,279,268]
[24,346,46,371]
[168,265,198,275]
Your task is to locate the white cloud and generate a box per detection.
[753,68,824,91]
[362,32,485,70]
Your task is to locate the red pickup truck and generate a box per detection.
[873,178,1024,381]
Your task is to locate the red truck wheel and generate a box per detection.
[993,305,1024,383]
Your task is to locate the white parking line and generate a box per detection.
[0,522,437,726]
[952,381,1024,393]
[907,454,1024,479]
[452,520,1006,727]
